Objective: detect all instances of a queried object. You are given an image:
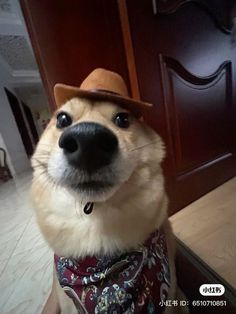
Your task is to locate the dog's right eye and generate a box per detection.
[56,112,72,129]
[113,112,130,129]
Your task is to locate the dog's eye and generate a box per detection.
[113,112,130,129]
[56,112,72,129]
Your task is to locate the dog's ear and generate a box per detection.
[54,84,81,108]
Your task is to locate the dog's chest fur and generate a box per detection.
[54,228,170,313]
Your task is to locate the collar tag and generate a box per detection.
[84,202,94,214]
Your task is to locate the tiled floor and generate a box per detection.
[0,171,52,314]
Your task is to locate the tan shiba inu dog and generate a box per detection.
[31,69,182,314]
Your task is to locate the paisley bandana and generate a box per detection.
[54,229,170,314]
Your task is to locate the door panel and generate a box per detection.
[127,0,236,213]
[160,57,232,175]
[156,0,233,33]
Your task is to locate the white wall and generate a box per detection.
[0,80,30,174]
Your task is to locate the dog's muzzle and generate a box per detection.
[59,122,118,173]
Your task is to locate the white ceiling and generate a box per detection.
[0,0,48,110]
[0,35,38,71]
[0,0,12,13]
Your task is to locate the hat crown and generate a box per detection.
[53,68,152,117]
[80,68,129,97]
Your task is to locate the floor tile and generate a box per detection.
[0,171,52,314]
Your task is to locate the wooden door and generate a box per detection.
[20,0,130,110]
[126,0,236,213]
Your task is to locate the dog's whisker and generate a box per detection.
[33,150,50,154]
[32,161,49,166]
[37,143,55,147]
[32,155,49,160]
[33,170,59,202]
[130,141,159,152]
[32,156,49,160]
[38,179,52,202]
[33,151,50,156]
[31,154,49,160]
[32,168,48,180]
[32,158,48,168]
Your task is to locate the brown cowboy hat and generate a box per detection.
[54,68,152,117]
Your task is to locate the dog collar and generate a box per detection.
[54,228,170,313]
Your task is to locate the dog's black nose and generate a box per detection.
[59,122,118,172]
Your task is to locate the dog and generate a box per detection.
[31,69,181,314]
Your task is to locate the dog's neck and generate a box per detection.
[34,166,167,259]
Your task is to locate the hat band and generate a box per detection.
[90,89,122,96]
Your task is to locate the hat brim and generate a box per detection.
[54,84,153,118]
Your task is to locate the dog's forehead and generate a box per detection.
[57,97,129,120]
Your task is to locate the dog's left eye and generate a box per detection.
[113,112,130,128]
[56,112,72,129]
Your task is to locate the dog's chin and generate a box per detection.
[61,180,120,203]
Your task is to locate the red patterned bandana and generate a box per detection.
[54,229,170,313]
